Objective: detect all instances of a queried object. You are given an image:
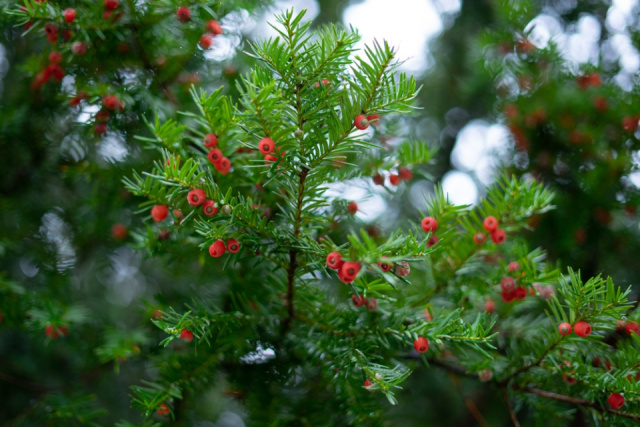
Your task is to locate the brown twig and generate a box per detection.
[501,386,521,427]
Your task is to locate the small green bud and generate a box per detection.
[221,204,232,215]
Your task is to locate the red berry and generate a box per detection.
[500,277,516,292]
[187,189,206,206]
[389,173,401,186]
[176,6,190,22]
[514,286,527,300]
[156,403,170,416]
[326,252,343,270]
[574,321,592,337]
[45,325,59,339]
[473,232,486,245]
[95,110,110,122]
[258,137,275,155]
[377,259,392,272]
[352,294,366,307]
[364,379,372,387]
[484,299,495,313]
[94,122,107,135]
[104,0,119,10]
[203,134,217,148]
[216,157,231,175]
[426,235,439,248]
[413,336,429,353]
[151,205,169,222]
[354,115,369,130]
[372,174,384,185]
[48,51,62,63]
[338,270,354,283]
[206,20,223,35]
[423,309,432,321]
[395,261,410,276]
[558,323,572,335]
[622,116,637,133]
[483,216,498,232]
[264,154,277,163]
[202,200,218,216]
[608,393,625,410]
[72,41,87,56]
[207,148,223,164]
[367,114,380,125]
[491,229,506,244]
[347,201,358,215]
[63,8,76,24]
[341,261,361,280]
[209,239,226,257]
[593,95,607,112]
[199,34,213,49]
[227,238,240,253]
[624,321,639,336]
[111,223,127,240]
[365,297,377,311]
[398,167,413,181]
[501,290,515,303]
[180,329,194,343]
[103,95,119,111]
[508,261,520,271]
[421,217,438,233]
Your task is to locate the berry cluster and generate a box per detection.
[209,238,241,258]
[351,294,377,311]
[372,166,413,187]
[353,113,380,131]
[557,321,592,337]
[326,252,361,283]
[421,216,439,248]
[206,134,231,174]
[45,323,69,340]
[199,20,224,49]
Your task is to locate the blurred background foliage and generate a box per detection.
[1,0,640,425]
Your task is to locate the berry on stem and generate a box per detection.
[199,34,213,50]
[217,157,231,174]
[351,294,366,307]
[180,329,194,343]
[104,0,119,10]
[395,261,410,276]
[103,95,119,111]
[473,232,486,245]
[377,258,392,272]
[558,323,572,335]
[347,201,358,215]
[372,174,384,186]
[326,252,343,270]
[151,205,169,222]
[574,321,592,337]
[483,216,498,232]
[187,189,206,206]
[258,137,275,155]
[209,239,226,257]
[484,299,495,313]
[500,277,516,292]
[608,393,625,409]
[227,238,240,253]
[203,134,217,148]
[176,7,190,22]
[426,235,439,248]
[491,229,506,244]
[156,403,170,416]
[508,261,520,271]
[207,148,223,164]
[63,8,76,24]
[398,167,413,181]
[71,41,87,56]
[413,336,429,353]
[202,200,218,216]
[625,321,639,336]
[389,173,400,186]
[206,20,223,35]
[365,297,377,311]
[341,261,361,281]
[421,217,438,233]
[354,115,369,130]
[111,223,127,240]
